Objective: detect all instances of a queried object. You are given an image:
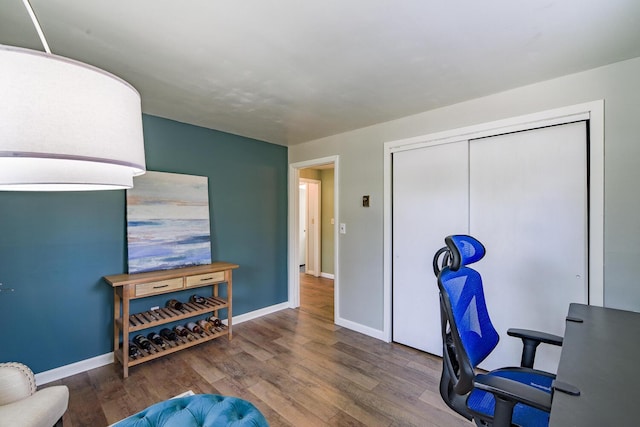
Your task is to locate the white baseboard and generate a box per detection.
[229,302,289,325]
[34,302,290,385]
[320,272,335,279]
[35,353,114,386]
[335,316,386,341]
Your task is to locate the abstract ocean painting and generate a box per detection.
[126,171,212,273]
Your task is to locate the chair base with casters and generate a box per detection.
[0,362,69,427]
[433,235,563,427]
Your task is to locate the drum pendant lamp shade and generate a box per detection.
[0,45,146,191]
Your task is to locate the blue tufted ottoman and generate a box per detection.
[112,394,269,427]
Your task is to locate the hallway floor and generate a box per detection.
[299,273,334,322]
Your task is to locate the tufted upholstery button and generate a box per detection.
[113,394,268,426]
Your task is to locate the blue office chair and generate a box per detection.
[432,235,563,427]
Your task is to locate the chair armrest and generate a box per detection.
[507,329,563,368]
[0,362,37,405]
[507,329,563,346]
[474,374,552,412]
[0,385,69,427]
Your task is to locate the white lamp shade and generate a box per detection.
[0,44,146,191]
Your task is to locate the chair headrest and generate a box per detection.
[445,235,485,271]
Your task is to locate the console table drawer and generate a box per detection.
[135,277,183,296]
[186,271,225,287]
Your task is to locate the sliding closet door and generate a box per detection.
[392,141,468,354]
[469,122,588,373]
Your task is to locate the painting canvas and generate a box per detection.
[126,171,212,273]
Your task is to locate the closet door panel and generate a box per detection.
[469,122,588,373]
[392,141,468,354]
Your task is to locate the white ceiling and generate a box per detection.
[2,1,640,146]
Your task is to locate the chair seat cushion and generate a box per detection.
[112,394,268,427]
[466,369,553,427]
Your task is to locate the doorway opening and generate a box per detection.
[288,156,339,322]
[299,178,321,276]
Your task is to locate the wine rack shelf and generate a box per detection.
[104,262,239,378]
[115,324,229,367]
[117,296,229,332]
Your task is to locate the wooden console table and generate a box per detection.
[104,262,238,378]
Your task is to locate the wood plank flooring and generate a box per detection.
[299,272,334,322]
[50,274,468,426]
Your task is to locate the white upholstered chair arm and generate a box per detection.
[0,362,69,427]
[0,385,69,427]
[0,362,37,405]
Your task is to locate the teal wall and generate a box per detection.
[0,114,288,373]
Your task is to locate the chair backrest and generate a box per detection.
[433,235,500,408]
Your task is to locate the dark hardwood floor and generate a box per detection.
[51,274,468,426]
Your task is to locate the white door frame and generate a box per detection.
[383,100,604,342]
[288,156,339,316]
[300,178,321,277]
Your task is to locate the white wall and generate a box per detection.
[289,56,640,333]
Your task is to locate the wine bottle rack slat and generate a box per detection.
[105,262,238,378]
[122,296,230,332]
[115,325,229,367]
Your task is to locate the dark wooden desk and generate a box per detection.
[549,303,640,426]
